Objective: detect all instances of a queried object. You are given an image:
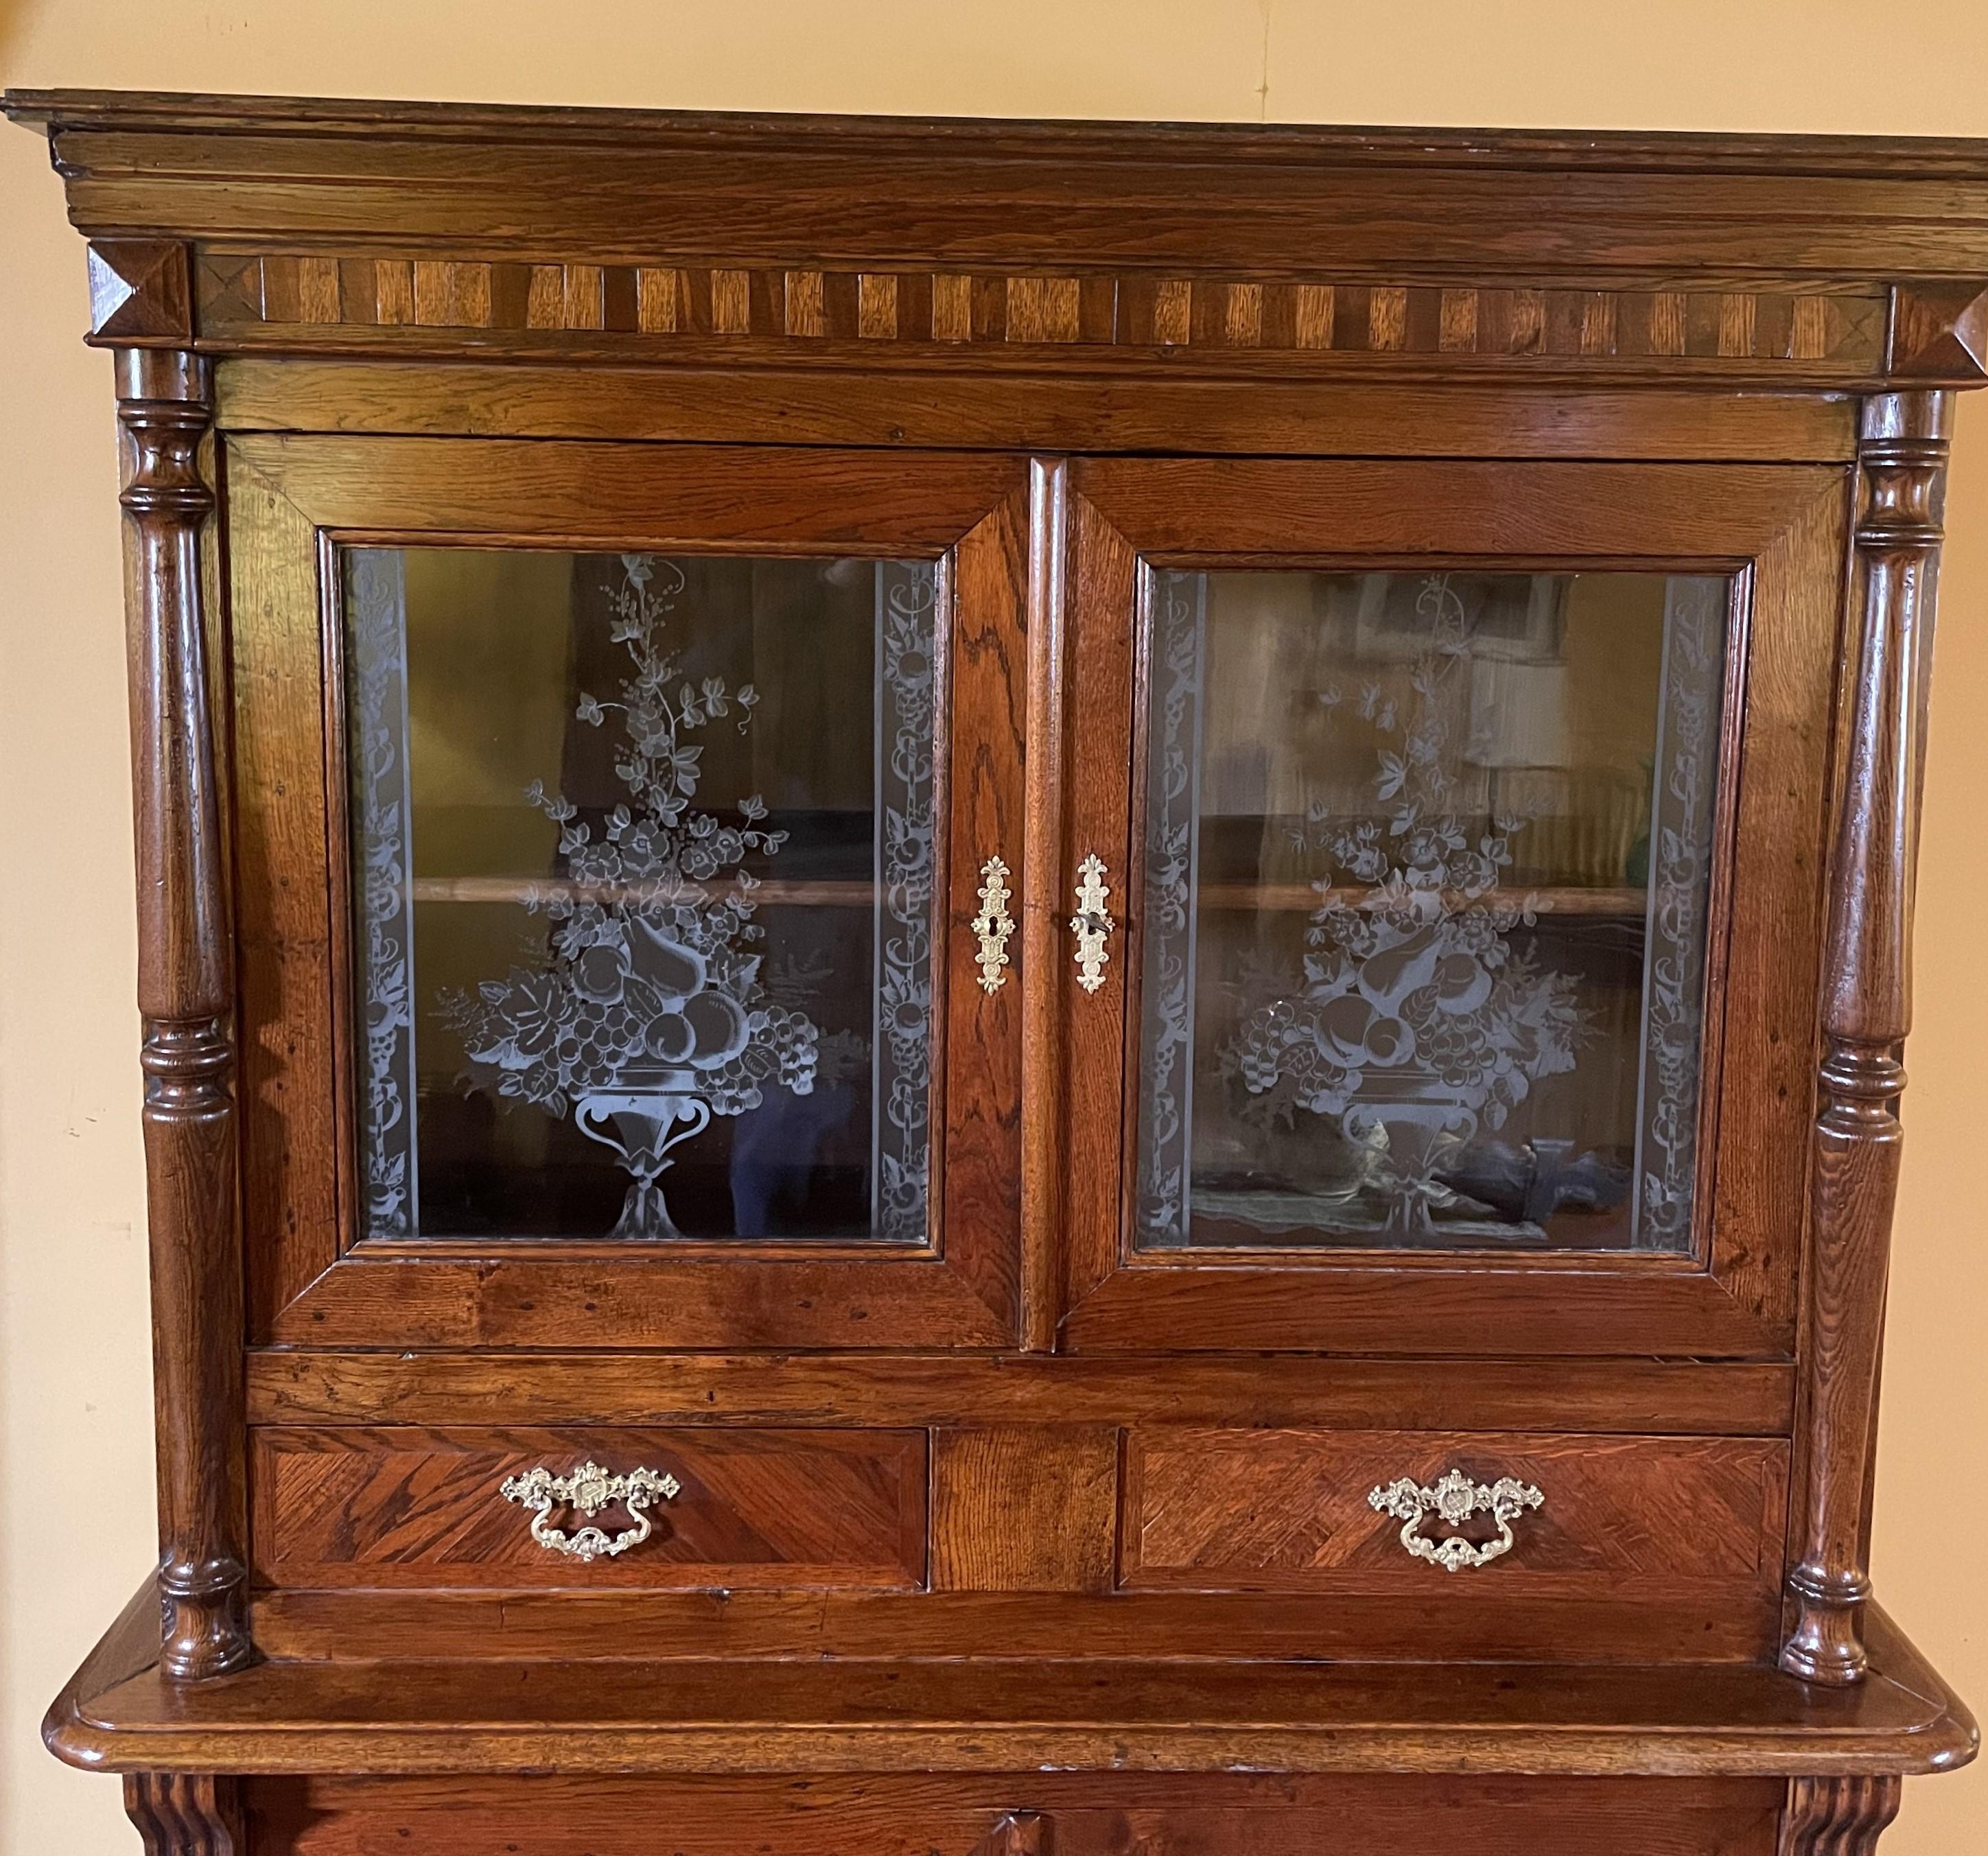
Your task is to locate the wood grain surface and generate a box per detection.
[242,1772,1787,1856]
[244,1351,1797,1435]
[1783,392,1953,1686]
[1121,1429,1787,1599]
[250,1426,926,1590]
[117,347,253,1679]
[44,1604,1976,1776]
[212,363,1863,461]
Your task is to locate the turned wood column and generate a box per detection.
[1781,390,1951,1686]
[117,346,253,1678]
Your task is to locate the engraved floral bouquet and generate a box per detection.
[1224,575,1587,1238]
[444,555,820,1237]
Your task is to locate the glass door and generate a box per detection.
[1057,458,1847,1355]
[1132,564,1726,1256]
[342,546,947,1248]
[229,438,1031,1349]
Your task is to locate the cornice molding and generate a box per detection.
[14,89,1988,178]
[11,91,1988,386]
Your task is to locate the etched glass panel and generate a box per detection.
[1134,569,1729,1253]
[343,548,939,1243]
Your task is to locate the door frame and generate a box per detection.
[1050,456,1851,1356]
[227,434,1033,1349]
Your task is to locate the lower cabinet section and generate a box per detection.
[242,1774,1788,1856]
[246,1420,1792,1661]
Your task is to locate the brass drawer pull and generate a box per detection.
[1070,854,1115,994]
[1368,1467,1544,1573]
[972,855,1016,994]
[500,1459,681,1563]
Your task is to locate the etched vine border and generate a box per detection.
[1134,569,1206,1245]
[873,559,939,1243]
[345,549,419,1238]
[1633,575,1727,1250]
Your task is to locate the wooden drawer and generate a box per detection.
[250,1426,926,1590]
[246,1774,1784,1856]
[1121,1427,1788,1606]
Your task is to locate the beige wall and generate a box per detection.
[2,3,1984,1851]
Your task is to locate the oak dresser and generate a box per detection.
[8,89,1981,1856]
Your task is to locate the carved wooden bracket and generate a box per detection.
[1778,1775,1902,1854]
[1888,281,1988,380]
[126,1774,244,1856]
[86,241,192,346]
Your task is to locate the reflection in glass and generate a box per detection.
[344,548,939,1243]
[1135,569,1728,1253]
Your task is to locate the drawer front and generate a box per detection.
[1121,1429,1789,1599]
[251,1426,926,1590]
[248,1775,1784,1856]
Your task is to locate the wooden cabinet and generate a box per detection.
[9,89,1982,1856]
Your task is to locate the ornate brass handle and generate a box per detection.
[499,1459,681,1563]
[1069,854,1115,993]
[1367,1468,1544,1573]
[972,856,1016,994]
